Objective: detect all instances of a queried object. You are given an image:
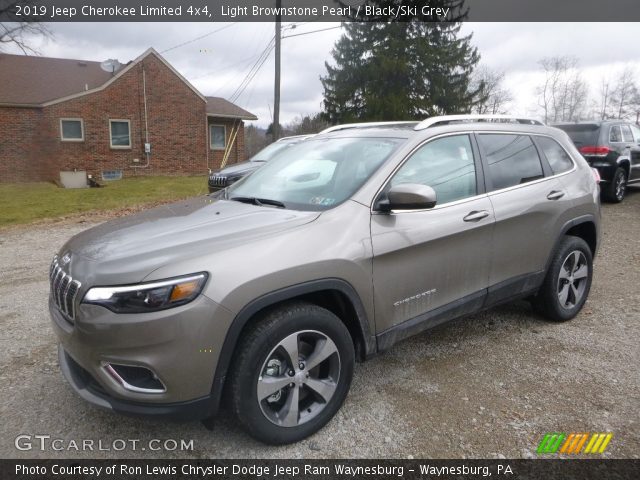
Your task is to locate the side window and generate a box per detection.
[609,126,622,143]
[109,120,131,149]
[390,135,476,205]
[537,136,574,175]
[621,125,634,143]
[478,134,544,191]
[60,119,84,142]
[631,124,640,143]
[210,125,226,150]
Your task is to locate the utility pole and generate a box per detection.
[273,0,281,141]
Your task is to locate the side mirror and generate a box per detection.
[377,183,437,212]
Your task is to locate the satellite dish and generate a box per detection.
[100,59,121,74]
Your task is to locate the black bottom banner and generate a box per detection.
[3,459,639,480]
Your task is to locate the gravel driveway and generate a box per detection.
[1,191,638,459]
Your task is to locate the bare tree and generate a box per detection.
[286,113,330,135]
[596,77,612,120]
[470,66,513,115]
[536,56,589,123]
[0,1,51,54]
[610,66,640,120]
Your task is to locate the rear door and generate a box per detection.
[476,133,573,305]
[371,133,494,335]
[626,124,640,183]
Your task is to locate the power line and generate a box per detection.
[160,23,237,54]
[229,37,275,103]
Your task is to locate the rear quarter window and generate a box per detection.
[478,134,544,191]
[536,136,574,175]
[609,126,622,143]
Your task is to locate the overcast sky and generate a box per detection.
[6,22,640,126]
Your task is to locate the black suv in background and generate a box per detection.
[208,135,313,193]
[554,120,640,202]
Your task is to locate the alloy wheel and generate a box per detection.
[257,330,340,427]
[615,172,626,201]
[557,250,589,309]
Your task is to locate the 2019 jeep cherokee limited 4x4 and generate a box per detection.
[50,115,600,445]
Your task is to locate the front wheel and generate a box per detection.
[531,236,593,322]
[229,303,354,444]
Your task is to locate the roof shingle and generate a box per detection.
[0,53,115,105]
[0,52,257,121]
[206,96,257,120]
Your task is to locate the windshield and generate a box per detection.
[250,140,300,162]
[227,137,403,211]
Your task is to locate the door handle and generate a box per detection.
[463,210,490,222]
[547,190,565,200]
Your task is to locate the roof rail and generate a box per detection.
[414,115,544,131]
[320,121,418,134]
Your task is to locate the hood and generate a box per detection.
[61,196,319,285]
[211,161,263,177]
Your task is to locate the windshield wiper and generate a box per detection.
[229,196,286,208]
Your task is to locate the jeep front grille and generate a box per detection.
[49,255,81,322]
[209,175,227,187]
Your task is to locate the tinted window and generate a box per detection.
[537,136,574,174]
[621,125,634,143]
[478,134,544,191]
[610,126,622,143]
[554,124,599,147]
[390,135,476,204]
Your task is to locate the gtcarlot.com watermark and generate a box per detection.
[15,434,194,452]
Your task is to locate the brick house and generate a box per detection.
[0,48,257,183]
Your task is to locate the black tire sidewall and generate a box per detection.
[542,236,593,321]
[603,167,626,203]
[232,304,354,445]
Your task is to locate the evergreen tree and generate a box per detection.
[321,8,481,123]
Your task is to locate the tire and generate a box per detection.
[602,167,627,203]
[229,302,354,445]
[531,236,593,322]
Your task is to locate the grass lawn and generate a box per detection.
[0,176,209,227]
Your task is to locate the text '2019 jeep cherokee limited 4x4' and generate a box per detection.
[50,115,600,445]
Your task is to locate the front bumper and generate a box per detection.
[58,345,214,420]
[50,293,235,419]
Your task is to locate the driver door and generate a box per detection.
[371,134,494,341]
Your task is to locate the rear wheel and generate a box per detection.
[532,236,593,322]
[229,302,354,444]
[602,167,627,203]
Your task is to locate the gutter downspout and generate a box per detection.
[134,65,151,171]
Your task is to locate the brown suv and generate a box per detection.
[50,115,600,444]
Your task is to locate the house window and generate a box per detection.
[110,119,131,148]
[60,118,84,141]
[210,125,226,150]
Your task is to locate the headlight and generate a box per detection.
[227,176,241,186]
[82,273,208,313]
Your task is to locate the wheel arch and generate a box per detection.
[208,278,375,414]
[547,215,598,272]
[616,157,631,177]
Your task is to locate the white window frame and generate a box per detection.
[60,118,84,142]
[109,119,132,149]
[210,124,226,150]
